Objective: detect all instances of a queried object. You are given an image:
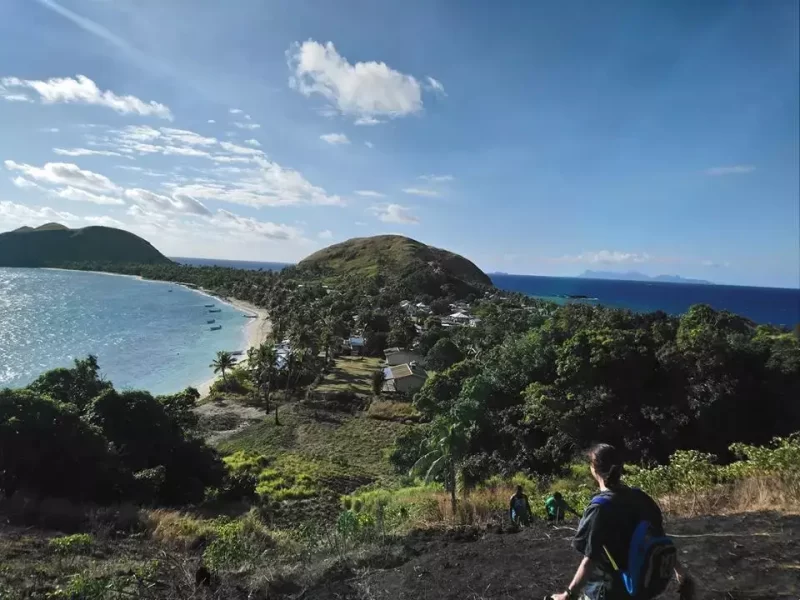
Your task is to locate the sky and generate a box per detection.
[0,0,798,288]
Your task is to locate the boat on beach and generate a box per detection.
[210,325,222,331]
[207,319,216,324]
[204,303,215,308]
[208,309,222,313]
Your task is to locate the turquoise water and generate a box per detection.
[0,268,249,394]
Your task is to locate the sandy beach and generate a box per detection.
[195,296,272,397]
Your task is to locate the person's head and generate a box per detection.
[516,485,524,496]
[553,492,563,500]
[588,443,623,488]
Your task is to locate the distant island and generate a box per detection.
[579,270,714,285]
[0,223,172,267]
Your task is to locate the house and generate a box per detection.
[449,311,471,324]
[384,347,422,366]
[349,336,366,356]
[382,362,428,395]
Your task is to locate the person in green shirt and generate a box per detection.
[545,492,580,523]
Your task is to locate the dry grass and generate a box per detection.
[144,509,216,551]
[658,476,800,518]
[366,400,420,422]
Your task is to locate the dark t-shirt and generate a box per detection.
[572,486,664,600]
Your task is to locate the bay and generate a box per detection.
[0,268,249,393]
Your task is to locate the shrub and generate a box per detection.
[49,533,93,555]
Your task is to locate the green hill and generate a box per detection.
[0,224,172,267]
[298,235,492,296]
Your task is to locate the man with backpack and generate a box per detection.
[549,444,695,600]
[509,484,533,527]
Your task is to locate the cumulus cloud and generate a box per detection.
[160,128,217,146]
[0,75,172,119]
[556,251,652,264]
[83,215,126,228]
[219,141,264,156]
[355,190,385,198]
[54,147,124,157]
[402,187,441,198]
[5,160,120,193]
[124,188,210,216]
[1,92,32,102]
[229,108,243,115]
[233,122,261,130]
[211,209,301,240]
[0,200,79,226]
[244,139,261,147]
[705,165,756,176]
[53,186,124,205]
[318,229,333,240]
[207,119,216,124]
[12,177,42,190]
[364,141,374,148]
[320,133,350,145]
[289,40,424,121]
[372,203,419,224]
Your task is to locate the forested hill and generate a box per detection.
[0,224,172,267]
[298,235,492,297]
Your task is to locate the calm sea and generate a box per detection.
[490,274,800,326]
[173,257,291,271]
[0,268,250,394]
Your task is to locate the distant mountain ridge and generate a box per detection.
[579,270,713,285]
[0,224,172,267]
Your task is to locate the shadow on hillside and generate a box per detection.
[304,511,800,600]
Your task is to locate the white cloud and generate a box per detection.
[40,128,60,133]
[1,92,32,102]
[289,40,423,121]
[402,187,441,198]
[419,174,453,182]
[53,186,124,205]
[355,190,385,198]
[211,209,301,240]
[229,108,243,115]
[0,75,172,119]
[354,221,367,226]
[425,76,446,96]
[0,200,79,228]
[5,160,120,193]
[318,229,333,240]
[556,250,652,264]
[83,215,126,228]
[207,119,216,124]
[702,259,730,268]
[320,132,350,145]
[233,122,261,130]
[705,165,756,176]
[364,141,374,148]
[355,116,382,126]
[219,141,264,156]
[244,139,261,147]
[54,147,124,157]
[160,127,217,146]
[372,203,419,224]
[12,177,42,190]
[124,188,210,216]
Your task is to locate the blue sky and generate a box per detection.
[0,0,797,288]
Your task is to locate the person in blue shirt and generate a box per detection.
[509,485,533,526]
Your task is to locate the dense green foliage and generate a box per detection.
[397,300,800,482]
[0,357,223,505]
[0,224,171,267]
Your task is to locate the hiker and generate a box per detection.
[509,485,533,526]
[545,491,580,523]
[549,444,696,600]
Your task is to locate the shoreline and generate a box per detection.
[43,267,272,397]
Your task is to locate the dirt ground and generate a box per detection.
[306,511,800,600]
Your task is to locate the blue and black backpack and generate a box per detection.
[591,493,677,599]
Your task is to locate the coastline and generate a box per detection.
[195,297,272,397]
[43,267,272,396]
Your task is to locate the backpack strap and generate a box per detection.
[590,495,612,506]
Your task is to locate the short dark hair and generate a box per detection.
[553,491,563,499]
[588,443,624,485]
[516,484,524,493]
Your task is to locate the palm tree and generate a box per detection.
[410,420,467,518]
[210,351,237,386]
[248,342,277,411]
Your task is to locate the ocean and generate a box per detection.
[173,257,291,271]
[490,274,800,326]
[0,268,250,394]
